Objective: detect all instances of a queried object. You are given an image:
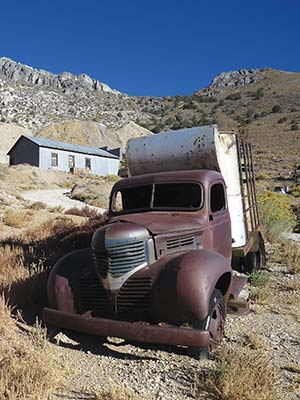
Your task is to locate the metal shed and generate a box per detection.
[7,135,120,176]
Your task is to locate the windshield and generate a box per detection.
[111,182,203,214]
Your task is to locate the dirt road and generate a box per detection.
[21,188,105,213]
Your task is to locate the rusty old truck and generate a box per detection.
[43,125,266,358]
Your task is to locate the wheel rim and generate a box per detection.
[208,301,225,351]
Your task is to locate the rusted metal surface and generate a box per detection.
[43,126,265,352]
[43,308,211,348]
[227,275,250,315]
[229,275,248,299]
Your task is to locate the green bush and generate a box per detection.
[258,191,296,240]
[278,117,287,124]
[272,105,281,113]
[251,88,264,100]
[290,185,300,197]
[226,93,242,101]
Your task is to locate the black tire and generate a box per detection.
[242,251,259,274]
[234,233,266,274]
[187,289,226,360]
[241,233,266,274]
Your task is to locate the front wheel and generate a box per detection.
[187,289,226,360]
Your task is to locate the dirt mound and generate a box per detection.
[37,120,152,154]
[37,121,109,148]
[109,121,153,152]
[0,123,32,164]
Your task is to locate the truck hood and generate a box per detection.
[110,213,203,235]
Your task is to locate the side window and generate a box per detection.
[85,158,91,170]
[210,183,226,213]
[68,155,75,168]
[51,153,58,166]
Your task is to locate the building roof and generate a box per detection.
[8,135,119,159]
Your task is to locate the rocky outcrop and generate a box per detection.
[210,69,266,88]
[0,57,121,95]
[197,68,267,96]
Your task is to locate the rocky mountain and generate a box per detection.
[0,57,120,95]
[0,57,299,179]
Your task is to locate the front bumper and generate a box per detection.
[43,307,210,348]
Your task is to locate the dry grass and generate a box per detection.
[28,201,47,210]
[3,209,33,228]
[245,333,270,351]
[0,297,65,400]
[0,245,26,288]
[91,386,143,400]
[283,241,300,274]
[65,206,99,218]
[212,344,279,400]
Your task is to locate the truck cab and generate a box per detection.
[43,125,264,358]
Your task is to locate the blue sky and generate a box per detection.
[1,0,299,96]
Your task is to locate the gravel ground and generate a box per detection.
[21,188,105,213]
[47,253,300,400]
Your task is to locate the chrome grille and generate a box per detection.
[93,252,108,278]
[116,277,152,313]
[166,234,194,249]
[107,240,147,277]
[77,270,111,317]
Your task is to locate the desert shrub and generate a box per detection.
[28,201,47,210]
[278,117,287,124]
[105,174,121,183]
[57,180,76,189]
[249,271,269,287]
[251,88,264,100]
[65,206,99,218]
[225,93,241,101]
[48,205,65,213]
[3,210,32,228]
[92,386,143,400]
[258,191,296,240]
[250,281,275,305]
[213,345,279,400]
[272,105,281,113]
[256,172,271,180]
[291,122,299,131]
[290,185,300,197]
[282,241,300,274]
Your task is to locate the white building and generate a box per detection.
[8,135,120,176]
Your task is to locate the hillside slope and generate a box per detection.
[0,58,299,177]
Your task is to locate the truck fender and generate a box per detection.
[47,248,94,313]
[150,249,232,324]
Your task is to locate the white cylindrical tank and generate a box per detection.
[126,125,247,248]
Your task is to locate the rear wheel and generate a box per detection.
[234,233,266,274]
[242,233,266,274]
[187,289,226,360]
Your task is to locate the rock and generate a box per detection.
[197,68,267,96]
[0,57,121,95]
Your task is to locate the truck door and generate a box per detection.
[209,182,231,260]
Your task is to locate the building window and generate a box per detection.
[85,158,91,170]
[68,155,75,168]
[51,153,58,166]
